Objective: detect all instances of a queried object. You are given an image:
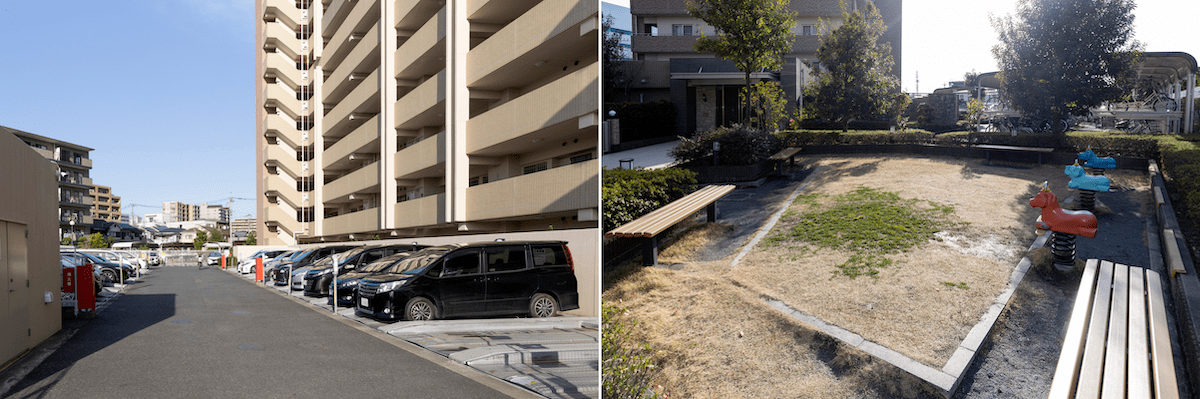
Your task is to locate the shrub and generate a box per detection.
[603,167,698,231]
[602,304,662,399]
[670,124,779,166]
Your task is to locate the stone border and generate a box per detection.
[1148,160,1200,394]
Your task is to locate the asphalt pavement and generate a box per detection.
[2,264,535,398]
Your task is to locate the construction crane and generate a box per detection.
[127,203,158,225]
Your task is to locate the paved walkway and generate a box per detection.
[2,266,534,398]
[602,140,678,170]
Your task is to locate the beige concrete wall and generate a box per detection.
[0,128,61,366]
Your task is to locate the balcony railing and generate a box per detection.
[394,193,446,230]
[323,207,379,236]
[465,159,598,221]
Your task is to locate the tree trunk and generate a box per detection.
[743,71,752,126]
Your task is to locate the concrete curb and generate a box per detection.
[1148,161,1200,394]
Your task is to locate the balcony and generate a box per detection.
[265,84,311,120]
[264,51,304,90]
[394,133,445,180]
[264,205,305,236]
[396,0,442,32]
[324,161,380,203]
[60,196,95,208]
[465,159,598,221]
[323,23,380,104]
[264,174,303,208]
[264,23,310,61]
[466,64,596,154]
[394,70,445,130]
[264,145,313,179]
[466,0,596,89]
[323,207,379,236]
[60,215,94,226]
[323,69,380,137]
[31,146,52,159]
[322,0,380,71]
[264,113,308,148]
[263,0,307,30]
[323,119,379,170]
[630,35,698,54]
[394,193,446,230]
[394,8,444,81]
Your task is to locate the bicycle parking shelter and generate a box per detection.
[974,52,1197,134]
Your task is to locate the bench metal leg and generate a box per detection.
[707,203,717,222]
[642,237,658,266]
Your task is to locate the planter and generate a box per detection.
[683,162,773,183]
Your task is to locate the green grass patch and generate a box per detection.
[770,186,961,280]
[941,281,970,290]
[602,304,663,399]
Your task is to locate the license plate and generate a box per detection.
[360,298,369,308]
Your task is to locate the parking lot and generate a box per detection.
[220,259,599,399]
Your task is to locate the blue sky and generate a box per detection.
[0,1,257,220]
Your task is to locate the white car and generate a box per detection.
[78,249,139,272]
[237,249,288,274]
[205,252,222,266]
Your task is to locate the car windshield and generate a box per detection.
[385,247,452,275]
[314,247,367,267]
[359,252,410,273]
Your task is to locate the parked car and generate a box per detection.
[262,250,302,281]
[329,252,418,307]
[303,244,426,297]
[78,249,138,272]
[273,245,358,288]
[146,252,161,266]
[62,251,134,284]
[205,252,222,266]
[237,249,288,274]
[115,251,148,269]
[356,241,579,321]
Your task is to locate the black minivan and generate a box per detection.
[356,241,578,321]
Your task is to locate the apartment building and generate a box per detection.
[1,125,95,240]
[199,203,231,224]
[625,0,901,135]
[231,217,256,235]
[162,201,199,223]
[91,185,122,222]
[255,0,600,245]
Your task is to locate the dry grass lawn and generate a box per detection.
[604,154,1151,397]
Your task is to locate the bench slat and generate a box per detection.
[606,185,735,238]
[614,186,724,237]
[1101,263,1129,399]
[1050,259,1101,398]
[1078,260,1115,399]
[769,147,803,161]
[1128,266,1151,399]
[1146,271,1179,399]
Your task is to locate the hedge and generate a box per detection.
[602,167,698,231]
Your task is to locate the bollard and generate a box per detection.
[220,254,226,269]
[256,257,264,283]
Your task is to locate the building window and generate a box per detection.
[802,25,816,35]
[468,175,489,187]
[569,152,594,164]
[522,162,548,175]
[672,25,695,36]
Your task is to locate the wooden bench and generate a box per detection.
[976,144,1055,164]
[606,184,736,265]
[769,146,803,168]
[1049,259,1179,399]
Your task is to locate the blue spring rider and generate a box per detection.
[1065,162,1110,192]
[1077,148,1116,169]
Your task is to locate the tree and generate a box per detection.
[193,229,208,250]
[991,0,1141,134]
[740,81,790,131]
[85,233,110,249]
[689,0,796,122]
[245,232,257,246]
[805,0,906,132]
[209,228,224,243]
[603,15,627,104]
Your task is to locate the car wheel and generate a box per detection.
[529,293,558,318]
[101,269,117,284]
[404,297,436,321]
